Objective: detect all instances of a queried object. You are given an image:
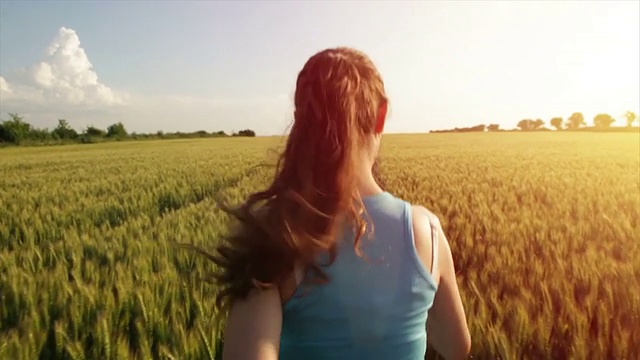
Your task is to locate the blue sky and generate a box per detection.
[0,1,638,135]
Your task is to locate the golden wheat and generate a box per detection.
[0,133,638,360]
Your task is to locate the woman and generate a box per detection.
[211,47,471,359]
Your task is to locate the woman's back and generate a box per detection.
[280,191,439,360]
[208,47,470,360]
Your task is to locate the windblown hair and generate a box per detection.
[210,47,388,311]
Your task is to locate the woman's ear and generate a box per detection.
[375,101,387,134]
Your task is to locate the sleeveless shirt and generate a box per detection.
[279,191,440,359]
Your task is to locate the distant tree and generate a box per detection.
[29,127,52,141]
[624,111,638,127]
[517,119,534,131]
[451,124,485,132]
[533,119,545,130]
[593,113,616,128]
[550,117,563,130]
[84,126,106,137]
[52,119,78,140]
[566,112,585,129]
[107,122,127,138]
[0,113,32,144]
[216,130,227,136]
[487,124,500,132]
[235,129,256,137]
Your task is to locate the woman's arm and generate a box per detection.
[427,223,471,359]
[221,288,282,360]
[412,206,471,359]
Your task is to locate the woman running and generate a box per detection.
[211,47,471,360]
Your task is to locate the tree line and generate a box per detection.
[430,111,638,133]
[2,110,638,146]
[0,113,256,146]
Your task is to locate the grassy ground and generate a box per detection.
[1,132,638,359]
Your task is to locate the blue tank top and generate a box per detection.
[279,191,439,360]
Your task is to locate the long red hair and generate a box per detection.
[210,47,388,311]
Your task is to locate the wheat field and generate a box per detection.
[1,133,639,360]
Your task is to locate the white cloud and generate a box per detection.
[0,76,12,95]
[0,26,289,135]
[0,27,127,113]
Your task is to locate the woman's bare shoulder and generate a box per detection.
[410,205,438,277]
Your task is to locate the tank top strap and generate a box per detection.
[427,211,439,274]
[402,201,439,287]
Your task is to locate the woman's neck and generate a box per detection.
[357,166,384,198]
